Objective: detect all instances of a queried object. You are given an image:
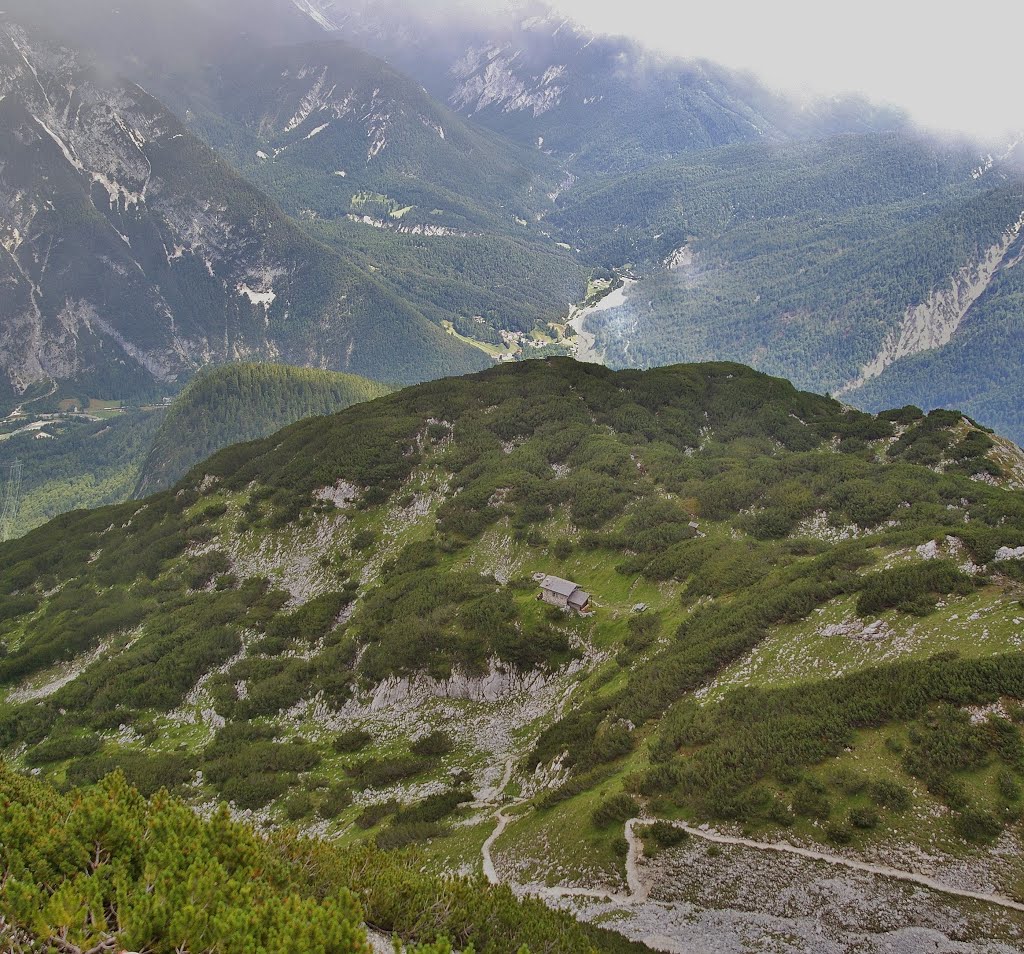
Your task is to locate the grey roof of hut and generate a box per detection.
[567,588,591,609]
[539,575,580,597]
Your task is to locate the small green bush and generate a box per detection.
[351,530,377,551]
[826,824,854,845]
[24,733,102,766]
[333,729,372,754]
[219,772,293,811]
[375,822,445,851]
[592,793,639,828]
[954,808,1002,844]
[997,769,1022,802]
[869,779,911,812]
[792,779,831,820]
[848,807,880,830]
[646,821,688,848]
[317,784,354,820]
[355,801,397,830]
[411,731,454,757]
[857,561,975,617]
[283,791,315,821]
[394,789,470,826]
[350,756,428,789]
[829,768,868,796]
[185,550,231,590]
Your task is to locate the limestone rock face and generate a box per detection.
[368,662,550,709]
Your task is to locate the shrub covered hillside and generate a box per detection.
[3,358,1024,941]
[0,765,643,953]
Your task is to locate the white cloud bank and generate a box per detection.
[508,0,1022,143]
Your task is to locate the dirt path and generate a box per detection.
[630,818,1024,915]
[475,758,514,806]
[6,382,57,420]
[483,808,636,904]
[623,818,650,901]
[482,807,1024,915]
[482,808,515,886]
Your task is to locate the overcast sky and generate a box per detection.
[517,0,1021,143]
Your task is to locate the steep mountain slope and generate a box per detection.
[174,38,559,230]
[0,17,486,406]
[3,359,1024,951]
[315,0,907,172]
[551,134,1024,441]
[136,363,391,496]
[158,35,588,337]
[845,234,1024,441]
[3,0,590,356]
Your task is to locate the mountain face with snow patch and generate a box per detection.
[0,18,485,402]
[165,38,561,234]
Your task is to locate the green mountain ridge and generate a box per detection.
[3,358,1024,950]
[135,363,392,497]
[0,363,389,540]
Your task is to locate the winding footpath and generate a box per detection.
[656,820,1024,914]
[5,382,57,420]
[481,808,515,887]
[481,803,1024,915]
